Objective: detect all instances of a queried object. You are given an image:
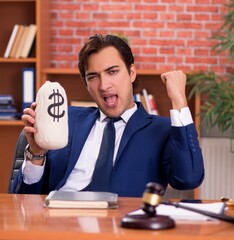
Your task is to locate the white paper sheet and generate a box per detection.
[128,202,225,223]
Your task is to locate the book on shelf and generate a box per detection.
[4,24,36,58]
[0,105,18,113]
[70,100,97,107]
[9,25,25,58]
[22,67,35,111]
[134,93,141,102]
[20,24,37,58]
[140,93,148,113]
[15,25,29,58]
[0,112,20,120]
[148,94,158,115]
[4,24,19,58]
[44,190,118,209]
[0,94,15,106]
[134,89,158,115]
[142,88,151,114]
[0,94,20,120]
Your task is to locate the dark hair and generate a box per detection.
[78,34,139,90]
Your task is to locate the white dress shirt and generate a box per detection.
[22,105,193,191]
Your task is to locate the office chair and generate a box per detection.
[8,129,28,192]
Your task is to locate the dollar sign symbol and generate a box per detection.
[47,89,65,122]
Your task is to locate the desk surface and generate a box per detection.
[0,194,233,240]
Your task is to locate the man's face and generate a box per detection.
[85,46,136,118]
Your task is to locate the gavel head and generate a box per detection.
[141,182,165,217]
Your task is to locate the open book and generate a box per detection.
[44,191,118,209]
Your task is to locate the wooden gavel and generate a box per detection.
[121,182,234,230]
[143,182,234,223]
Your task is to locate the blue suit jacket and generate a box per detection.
[11,103,204,197]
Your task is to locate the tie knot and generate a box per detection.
[108,117,122,123]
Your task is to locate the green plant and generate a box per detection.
[187,0,234,141]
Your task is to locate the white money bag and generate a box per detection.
[34,81,68,150]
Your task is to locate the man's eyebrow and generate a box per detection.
[85,65,119,78]
[85,72,98,78]
[104,65,119,72]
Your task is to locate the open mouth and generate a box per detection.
[104,94,118,108]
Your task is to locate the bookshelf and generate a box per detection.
[0,0,50,193]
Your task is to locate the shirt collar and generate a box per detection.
[99,103,137,123]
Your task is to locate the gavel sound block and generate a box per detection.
[121,182,175,230]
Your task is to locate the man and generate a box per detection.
[10,34,204,197]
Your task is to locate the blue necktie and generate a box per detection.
[91,117,121,191]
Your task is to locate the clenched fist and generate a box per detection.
[161,70,188,111]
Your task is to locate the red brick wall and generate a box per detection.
[50,0,231,74]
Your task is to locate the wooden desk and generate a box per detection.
[0,194,233,240]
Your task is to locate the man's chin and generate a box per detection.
[100,107,123,118]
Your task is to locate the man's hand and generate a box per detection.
[21,102,47,165]
[161,70,188,111]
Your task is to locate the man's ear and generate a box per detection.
[130,64,137,83]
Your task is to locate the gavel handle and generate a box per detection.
[162,200,234,223]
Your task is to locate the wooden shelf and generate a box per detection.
[0,0,35,2]
[0,0,50,193]
[0,120,23,126]
[43,68,166,75]
[42,68,79,75]
[0,57,37,63]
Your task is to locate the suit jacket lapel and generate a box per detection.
[115,103,153,163]
[69,109,99,167]
[56,108,99,189]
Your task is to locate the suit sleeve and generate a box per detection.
[9,167,46,194]
[163,123,205,190]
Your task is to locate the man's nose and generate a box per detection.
[99,75,111,90]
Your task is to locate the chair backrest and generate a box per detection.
[8,130,28,192]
